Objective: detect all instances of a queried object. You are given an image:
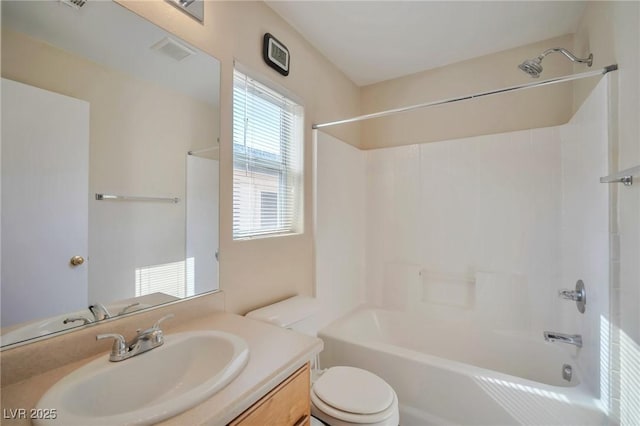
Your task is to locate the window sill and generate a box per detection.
[233,230,303,242]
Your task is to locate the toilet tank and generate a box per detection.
[245,296,320,336]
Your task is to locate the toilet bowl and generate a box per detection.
[310,366,399,426]
[246,296,399,426]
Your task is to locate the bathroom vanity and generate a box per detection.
[0,292,322,425]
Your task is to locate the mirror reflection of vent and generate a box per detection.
[59,0,87,9]
[150,37,197,62]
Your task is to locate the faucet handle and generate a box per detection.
[558,289,583,301]
[137,314,175,336]
[117,302,140,316]
[96,333,127,357]
[152,313,174,330]
[558,280,586,313]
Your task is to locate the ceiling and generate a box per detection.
[2,0,220,106]
[266,1,587,86]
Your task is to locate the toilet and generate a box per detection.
[246,296,399,426]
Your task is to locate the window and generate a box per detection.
[233,69,304,239]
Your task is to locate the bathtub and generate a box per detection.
[318,308,607,425]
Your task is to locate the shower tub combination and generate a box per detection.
[313,47,618,426]
[319,308,607,426]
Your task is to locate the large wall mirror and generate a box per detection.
[1,0,220,348]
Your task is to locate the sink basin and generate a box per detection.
[34,330,250,425]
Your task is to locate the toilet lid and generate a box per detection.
[312,366,394,415]
[311,389,398,424]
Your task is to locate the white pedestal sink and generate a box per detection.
[34,330,249,425]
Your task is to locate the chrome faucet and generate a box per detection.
[96,314,174,362]
[544,331,582,348]
[89,303,112,321]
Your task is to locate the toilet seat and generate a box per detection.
[311,366,398,424]
[311,389,398,424]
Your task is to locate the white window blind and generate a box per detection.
[233,69,303,239]
[135,258,195,299]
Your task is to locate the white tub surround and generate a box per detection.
[320,308,607,425]
[364,78,610,401]
[315,78,612,419]
[558,78,610,399]
[315,132,367,331]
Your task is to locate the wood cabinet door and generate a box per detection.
[230,363,310,426]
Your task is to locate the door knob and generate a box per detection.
[70,255,85,266]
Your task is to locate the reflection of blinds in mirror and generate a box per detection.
[232,69,303,239]
[135,258,195,299]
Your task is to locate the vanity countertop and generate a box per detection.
[0,312,323,425]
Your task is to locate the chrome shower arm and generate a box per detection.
[519,47,594,78]
[539,48,593,66]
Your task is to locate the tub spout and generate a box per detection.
[544,331,582,348]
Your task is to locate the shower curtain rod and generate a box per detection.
[312,64,618,130]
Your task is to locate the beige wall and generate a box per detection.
[1,28,219,306]
[360,34,575,149]
[574,2,640,423]
[116,1,361,314]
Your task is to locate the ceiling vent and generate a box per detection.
[59,0,87,9]
[150,37,197,62]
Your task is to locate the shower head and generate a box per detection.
[518,58,544,78]
[518,48,593,78]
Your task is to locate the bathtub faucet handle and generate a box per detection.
[558,289,584,301]
[558,280,586,313]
